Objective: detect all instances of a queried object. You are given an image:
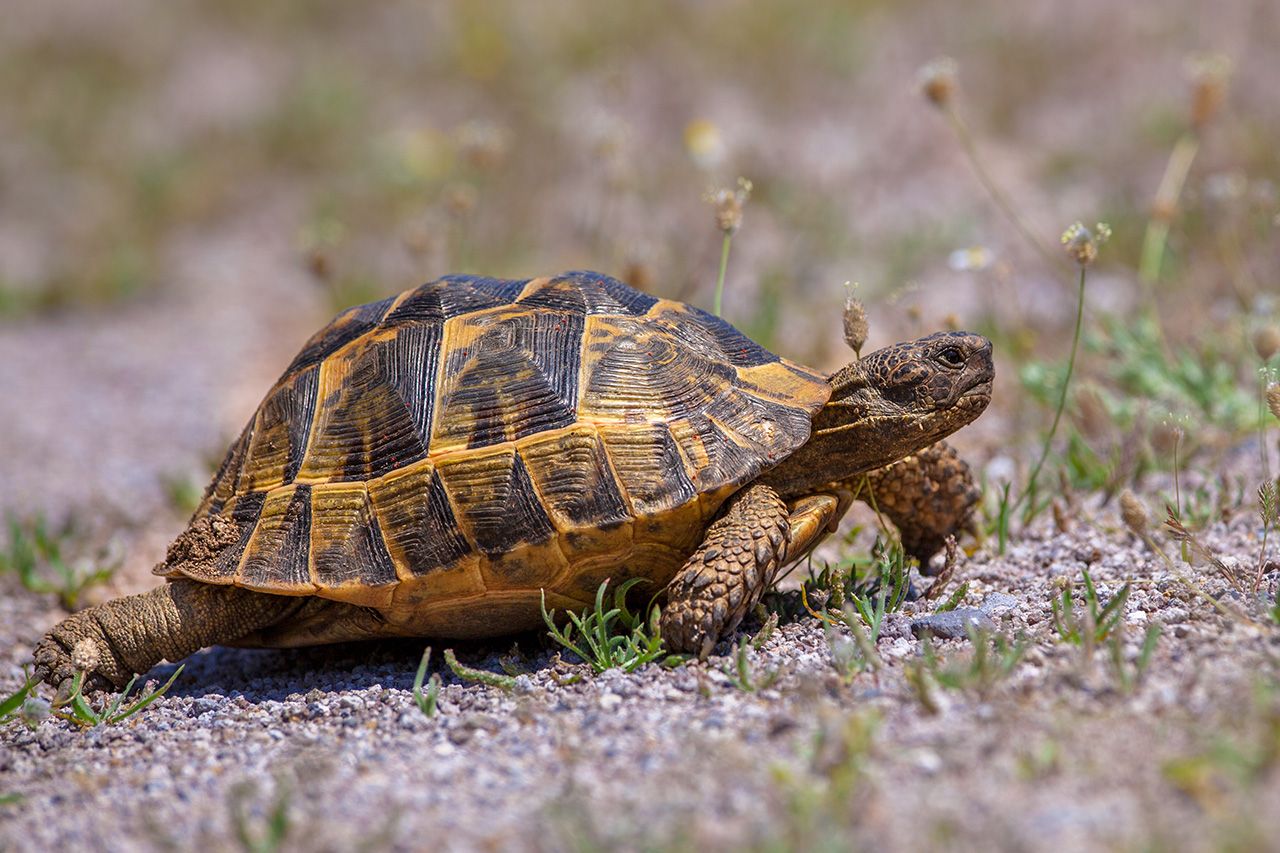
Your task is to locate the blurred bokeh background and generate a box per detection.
[1,0,1277,557]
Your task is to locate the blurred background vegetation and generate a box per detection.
[1,0,1278,516]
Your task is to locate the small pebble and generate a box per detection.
[980,592,1019,617]
[910,609,997,640]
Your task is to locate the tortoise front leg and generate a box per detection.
[659,485,846,658]
[33,579,307,695]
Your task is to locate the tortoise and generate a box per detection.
[34,271,993,691]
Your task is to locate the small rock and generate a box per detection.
[191,694,227,716]
[979,593,1019,617]
[398,712,427,730]
[910,609,997,640]
[880,637,914,660]
[913,748,943,773]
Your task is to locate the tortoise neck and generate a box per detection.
[755,364,899,498]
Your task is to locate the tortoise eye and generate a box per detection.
[936,346,966,368]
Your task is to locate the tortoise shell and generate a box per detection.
[159,272,830,638]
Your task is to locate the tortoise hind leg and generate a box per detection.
[33,579,308,694]
[861,440,980,571]
[659,485,845,659]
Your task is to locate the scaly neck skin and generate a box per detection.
[757,363,921,499]
[755,331,994,500]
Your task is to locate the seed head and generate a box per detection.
[842,283,869,357]
[1151,418,1185,457]
[1267,382,1280,422]
[1074,386,1110,440]
[1120,490,1149,535]
[1061,221,1111,267]
[444,183,478,218]
[706,177,752,236]
[915,57,959,108]
[20,696,50,729]
[71,638,100,674]
[1185,53,1231,131]
[1052,497,1071,533]
[1253,326,1280,363]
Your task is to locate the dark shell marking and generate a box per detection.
[171,272,830,621]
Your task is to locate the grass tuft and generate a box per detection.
[50,665,184,728]
[413,647,442,718]
[541,579,678,673]
[0,513,121,611]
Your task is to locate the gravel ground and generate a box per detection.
[3,505,1279,852]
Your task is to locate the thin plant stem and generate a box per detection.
[1015,265,1087,521]
[1259,371,1272,482]
[1173,434,1182,518]
[942,105,1064,275]
[713,233,732,317]
[1256,523,1272,594]
[1139,132,1200,285]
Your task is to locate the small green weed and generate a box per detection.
[0,513,121,611]
[922,535,969,612]
[442,648,518,691]
[1254,481,1278,592]
[50,666,184,727]
[722,637,781,692]
[1020,317,1269,504]
[413,647,442,717]
[1109,622,1162,694]
[540,579,678,674]
[933,582,971,614]
[806,539,912,682]
[1052,569,1130,646]
[907,627,1025,710]
[0,670,46,730]
[805,536,911,617]
[824,602,884,682]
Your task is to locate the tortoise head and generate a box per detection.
[762,331,993,496]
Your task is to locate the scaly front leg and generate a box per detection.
[659,484,846,658]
